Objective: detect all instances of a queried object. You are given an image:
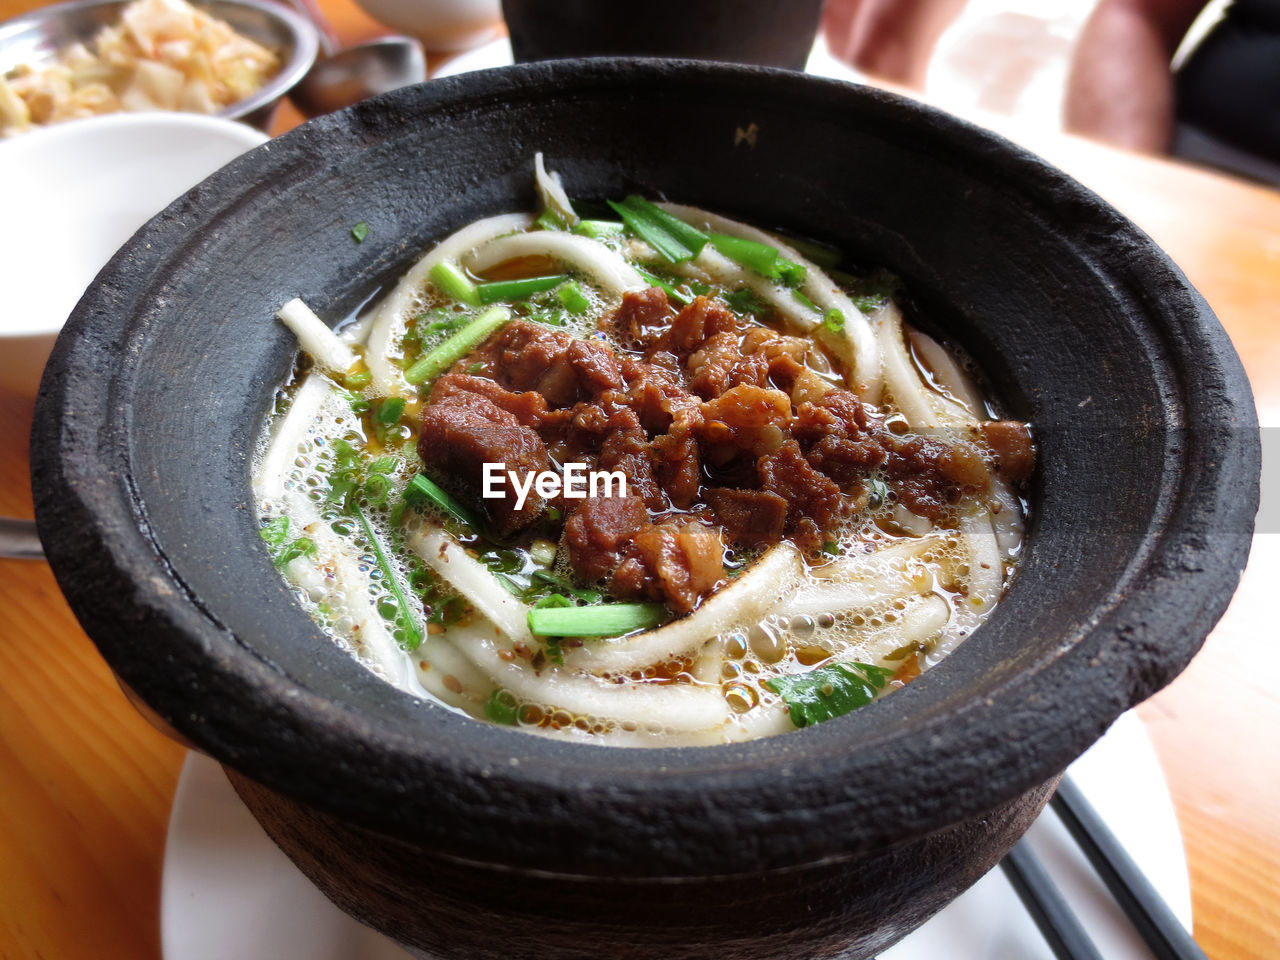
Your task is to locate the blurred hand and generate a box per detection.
[823,0,968,89]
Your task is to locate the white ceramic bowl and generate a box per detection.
[351,0,500,51]
[0,112,267,395]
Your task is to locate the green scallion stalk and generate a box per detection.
[607,199,691,262]
[572,219,625,239]
[823,308,846,333]
[404,306,511,385]
[709,232,779,276]
[635,266,692,306]
[476,274,568,304]
[624,197,709,256]
[528,602,666,637]
[405,474,478,529]
[429,260,482,307]
[354,505,422,650]
[556,280,591,314]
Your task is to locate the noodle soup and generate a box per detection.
[254,156,1034,746]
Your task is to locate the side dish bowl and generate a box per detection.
[0,0,317,131]
[30,61,1260,960]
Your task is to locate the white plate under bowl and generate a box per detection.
[161,710,1191,960]
[0,112,267,395]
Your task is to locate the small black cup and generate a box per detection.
[501,0,825,70]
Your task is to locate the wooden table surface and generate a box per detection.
[0,1,1276,958]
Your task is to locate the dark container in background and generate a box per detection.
[501,0,825,69]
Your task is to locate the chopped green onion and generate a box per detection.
[275,537,316,568]
[476,274,568,304]
[343,369,371,388]
[405,306,511,386]
[556,280,591,314]
[369,456,398,475]
[776,258,807,287]
[415,309,470,337]
[376,397,405,425]
[608,196,709,263]
[725,287,768,316]
[824,308,846,333]
[404,474,478,529]
[624,197,710,255]
[351,221,369,243]
[354,505,421,650]
[485,688,519,724]
[465,362,484,375]
[572,219,625,239]
[634,266,692,306]
[709,232,779,276]
[429,260,481,307]
[821,541,841,556]
[533,310,567,327]
[852,294,887,313]
[535,208,566,231]
[528,602,665,637]
[364,473,391,505]
[866,478,890,508]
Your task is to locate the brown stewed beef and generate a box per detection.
[417,382,552,536]
[415,288,1032,611]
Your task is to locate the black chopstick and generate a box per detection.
[1051,774,1209,960]
[1000,841,1106,960]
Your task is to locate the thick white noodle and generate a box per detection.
[959,511,1004,612]
[876,301,975,430]
[445,621,732,732]
[408,527,534,646]
[276,298,357,376]
[558,543,805,675]
[872,594,950,650]
[659,202,883,401]
[909,329,985,417]
[464,231,647,299]
[534,152,578,226]
[279,490,416,691]
[366,212,534,397]
[989,478,1025,555]
[253,372,331,499]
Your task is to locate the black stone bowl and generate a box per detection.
[31,61,1259,959]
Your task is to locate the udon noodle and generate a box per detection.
[254,156,1033,746]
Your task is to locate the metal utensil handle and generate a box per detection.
[0,518,43,560]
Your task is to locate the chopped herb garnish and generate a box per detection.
[404,306,511,386]
[429,260,482,307]
[343,368,371,388]
[792,288,818,311]
[866,478,890,508]
[485,688,520,724]
[414,309,470,337]
[776,258,808,287]
[364,473,391,506]
[766,661,896,728]
[466,362,484,375]
[404,473,479,529]
[369,456,398,475]
[476,274,568,304]
[821,541,841,556]
[259,516,290,545]
[852,294,887,313]
[635,266,692,305]
[354,505,422,650]
[528,602,665,637]
[535,208,566,232]
[351,221,369,243]
[376,397,406,425]
[531,569,603,604]
[824,308,846,333]
[724,287,769,316]
[556,280,591,314]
